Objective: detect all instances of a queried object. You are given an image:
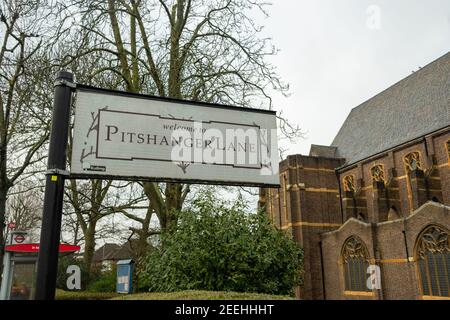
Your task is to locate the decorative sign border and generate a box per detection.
[70,85,280,187]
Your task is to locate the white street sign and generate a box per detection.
[70,87,280,187]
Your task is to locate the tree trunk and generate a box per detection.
[83,221,97,276]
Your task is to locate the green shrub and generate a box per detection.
[138,190,303,296]
[87,270,116,293]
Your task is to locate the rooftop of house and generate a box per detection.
[92,239,152,263]
[92,243,121,263]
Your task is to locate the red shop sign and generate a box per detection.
[5,243,80,253]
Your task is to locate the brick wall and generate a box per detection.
[262,154,344,300]
[337,128,450,222]
[321,202,450,300]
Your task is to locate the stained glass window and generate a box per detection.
[416,225,450,297]
[371,165,385,183]
[403,152,422,173]
[342,236,371,292]
[343,175,356,193]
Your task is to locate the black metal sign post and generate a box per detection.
[35,71,74,300]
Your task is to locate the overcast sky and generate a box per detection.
[260,0,450,157]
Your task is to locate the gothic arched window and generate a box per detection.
[415,225,450,298]
[403,152,423,173]
[343,175,356,193]
[370,164,385,183]
[446,140,450,164]
[342,236,371,292]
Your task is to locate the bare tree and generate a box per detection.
[4,185,42,242]
[0,0,57,272]
[54,0,301,234]
[119,197,160,258]
[64,179,146,273]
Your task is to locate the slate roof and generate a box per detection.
[331,52,450,166]
[92,243,121,262]
[93,240,150,262]
[112,241,137,260]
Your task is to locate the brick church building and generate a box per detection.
[260,52,450,300]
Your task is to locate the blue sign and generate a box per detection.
[116,259,134,294]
